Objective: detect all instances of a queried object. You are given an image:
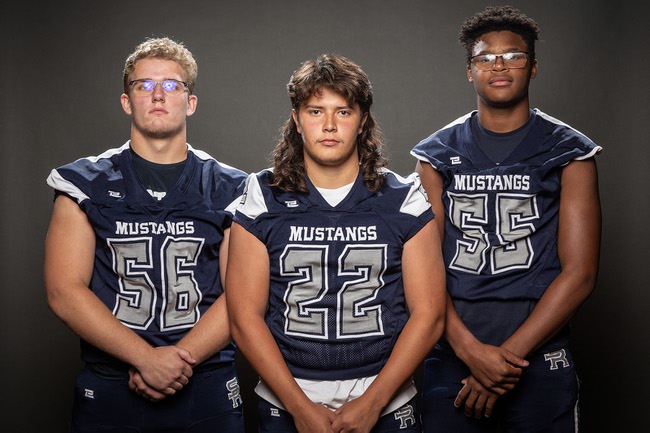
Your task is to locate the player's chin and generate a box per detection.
[148,128,184,140]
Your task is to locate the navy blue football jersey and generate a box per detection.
[234,169,433,381]
[47,142,247,368]
[411,110,601,345]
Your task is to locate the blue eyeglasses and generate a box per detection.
[129,79,189,96]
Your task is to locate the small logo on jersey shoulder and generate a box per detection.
[270,408,281,417]
[450,156,462,165]
[394,404,416,429]
[418,184,428,201]
[285,200,299,208]
[544,349,570,370]
[239,187,249,205]
[226,377,242,408]
[84,389,95,399]
[108,190,123,199]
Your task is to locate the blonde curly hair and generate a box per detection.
[122,37,198,94]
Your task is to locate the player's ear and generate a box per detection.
[186,94,198,117]
[120,93,132,116]
[358,112,368,134]
[530,59,538,79]
[292,109,302,134]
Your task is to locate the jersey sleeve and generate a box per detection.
[534,110,602,167]
[46,168,91,204]
[379,170,435,242]
[208,163,247,232]
[189,145,248,221]
[46,145,127,207]
[233,170,272,242]
[410,113,472,172]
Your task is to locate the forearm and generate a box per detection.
[177,295,232,365]
[47,282,154,367]
[177,226,234,365]
[443,294,483,362]
[502,268,596,357]
[365,308,444,410]
[231,316,311,414]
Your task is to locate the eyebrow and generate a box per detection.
[303,103,355,110]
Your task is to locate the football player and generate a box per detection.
[411,6,602,432]
[44,37,247,432]
[226,54,447,433]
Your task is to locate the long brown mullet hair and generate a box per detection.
[271,54,388,193]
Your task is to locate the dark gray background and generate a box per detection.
[2,1,647,432]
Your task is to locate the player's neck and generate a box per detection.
[129,132,188,164]
[477,100,531,133]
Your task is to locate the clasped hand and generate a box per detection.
[455,343,529,418]
[293,396,382,433]
[128,346,196,402]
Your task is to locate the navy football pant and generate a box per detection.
[258,397,420,432]
[70,362,244,433]
[421,346,579,433]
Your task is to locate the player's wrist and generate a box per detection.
[128,343,157,372]
[355,386,389,415]
[500,340,529,360]
[284,395,321,419]
[450,333,483,365]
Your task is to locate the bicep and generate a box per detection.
[415,161,445,239]
[558,158,601,272]
[401,220,447,314]
[225,222,270,318]
[219,228,231,288]
[44,195,96,294]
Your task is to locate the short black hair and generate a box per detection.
[459,5,540,64]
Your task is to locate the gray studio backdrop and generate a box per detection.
[2,1,647,432]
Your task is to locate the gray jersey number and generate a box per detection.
[108,237,204,331]
[448,192,538,275]
[280,244,387,340]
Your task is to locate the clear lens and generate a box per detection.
[161,80,180,93]
[130,79,187,96]
[471,52,528,70]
